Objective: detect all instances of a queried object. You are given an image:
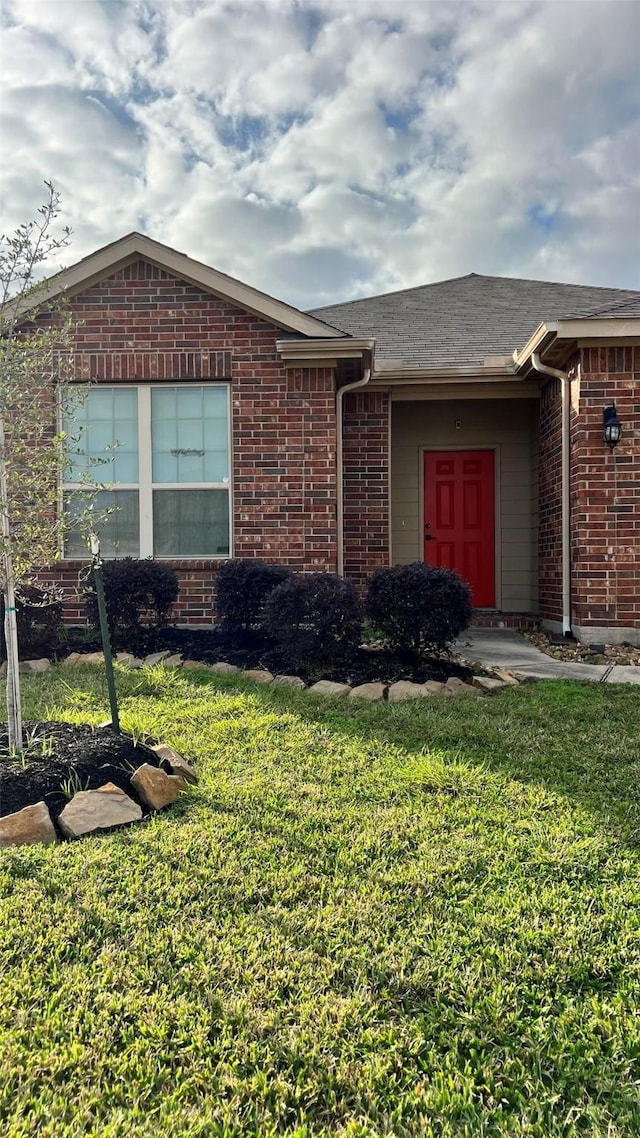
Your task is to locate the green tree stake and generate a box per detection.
[90,536,120,734]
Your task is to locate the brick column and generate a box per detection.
[342,390,390,587]
[570,347,640,641]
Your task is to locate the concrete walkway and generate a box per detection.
[455,628,640,684]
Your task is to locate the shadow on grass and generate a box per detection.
[26,663,640,848]
[200,672,640,847]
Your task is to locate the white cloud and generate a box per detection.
[1,0,639,304]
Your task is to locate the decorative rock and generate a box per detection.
[309,679,352,697]
[472,676,508,694]
[243,669,274,684]
[388,681,427,701]
[273,675,306,689]
[444,676,479,696]
[422,680,444,695]
[17,658,50,673]
[149,743,198,785]
[144,651,171,667]
[492,668,520,686]
[349,682,386,701]
[130,764,184,810]
[58,783,142,838]
[116,653,144,668]
[62,653,81,666]
[0,801,57,849]
[77,652,104,665]
[210,662,239,674]
[162,654,184,667]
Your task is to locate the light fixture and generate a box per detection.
[603,404,622,450]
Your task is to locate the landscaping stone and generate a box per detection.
[444,677,479,696]
[58,783,142,838]
[0,801,57,849]
[149,743,198,785]
[492,668,520,686]
[244,669,274,684]
[309,679,352,697]
[62,653,82,666]
[77,652,105,665]
[349,682,386,701]
[144,651,171,667]
[130,764,184,810]
[388,681,427,701]
[18,658,51,673]
[210,662,239,674]
[273,675,306,689]
[422,680,444,695]
[472,676,508,694]
[116,653,144,668]
[162,654,184,667]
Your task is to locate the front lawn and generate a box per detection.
[1,667,639,1137]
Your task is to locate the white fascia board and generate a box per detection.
[276,337,375,361]
[370,364,516,383]
[555,318,640,339]
[9,232,344,339]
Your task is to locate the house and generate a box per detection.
[33,233,640,644]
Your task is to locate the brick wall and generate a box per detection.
[538,377,563,624]
[571,346,640,634]
[38,259,338,624]
[342,390,390,585]
[537,346,640,637]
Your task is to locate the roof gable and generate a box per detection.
[21,232,344,340]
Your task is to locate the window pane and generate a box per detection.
[63,490,140,557]
[151,386,229,484]
[64,388,138,484]
[153,490,229,556]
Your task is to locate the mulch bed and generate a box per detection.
[0,721,161,827]
[61,626,474,686]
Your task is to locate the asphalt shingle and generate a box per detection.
[308,273,640,368]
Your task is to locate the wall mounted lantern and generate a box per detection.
[603,404,622,450]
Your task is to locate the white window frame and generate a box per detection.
[62,382,233,560]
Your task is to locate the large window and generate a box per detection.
[63,384,231,558]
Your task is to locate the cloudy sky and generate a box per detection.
[1,0,639,308]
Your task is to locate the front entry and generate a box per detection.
[423,450,495,607]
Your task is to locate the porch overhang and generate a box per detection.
[514,317,640,375]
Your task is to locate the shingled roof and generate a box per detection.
[309,274,640,369]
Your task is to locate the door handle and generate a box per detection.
[424,524,434,541]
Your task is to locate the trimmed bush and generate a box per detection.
[366,562,472,658]
[215,558,291,640]
[264,572,362,673]
[86,558,179,640]
[0,585,63,660]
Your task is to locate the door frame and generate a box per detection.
[419,444,502,610]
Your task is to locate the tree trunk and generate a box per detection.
[0,413,23,752]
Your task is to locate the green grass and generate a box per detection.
[1,666,639,1137]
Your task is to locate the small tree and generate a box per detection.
[0,184,92,752]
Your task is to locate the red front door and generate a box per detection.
[423,450,495,607]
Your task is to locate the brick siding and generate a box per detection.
[538,377,563,624]
[38,259,338,624]
[571,346,640,631]
[538,346,640,634]
[342,390,390,585]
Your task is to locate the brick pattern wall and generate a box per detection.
[537,377,563,623]
[342,390,390,585]
[38,259,338,624]
[571,346,640,631]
